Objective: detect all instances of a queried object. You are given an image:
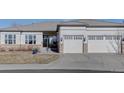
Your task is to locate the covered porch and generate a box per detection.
[42,31,59,53]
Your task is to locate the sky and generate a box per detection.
[0,19,123,28]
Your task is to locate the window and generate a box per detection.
[25,34,36,44]
[5,34,16,44]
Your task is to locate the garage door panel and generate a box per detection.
[64,40,82,53]
[88,35,120,53]
[88,41,118,53]
[63,35,83,53]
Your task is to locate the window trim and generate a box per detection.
[25,34,36,44]
[5,34,16,44]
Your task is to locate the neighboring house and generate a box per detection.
[0,19,124,54]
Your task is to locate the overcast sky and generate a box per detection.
[0,19,123,28]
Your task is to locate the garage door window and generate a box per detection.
[105,35,112,40]
[74,35,83,40]
[88,35,96,40]
[113,35,121,40]
[88,35,104,40]
[96,35,104,40]
[64,35,73,40]
[88,35,121,40]
[105,35,122,40]
[64,35,83,40]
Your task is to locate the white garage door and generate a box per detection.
[63,35,83,53]
[88,35,119,53]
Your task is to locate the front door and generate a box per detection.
[43,35,50,48]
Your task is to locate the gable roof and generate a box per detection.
[0,19,124,31]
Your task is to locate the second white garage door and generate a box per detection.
[88,35,119,53]
[63,35,83,53]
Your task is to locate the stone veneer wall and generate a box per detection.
[58,40,63,53]
[0,44,42,51]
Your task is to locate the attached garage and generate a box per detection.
[58,20,124,54]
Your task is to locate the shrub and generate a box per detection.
[32,47,39,54]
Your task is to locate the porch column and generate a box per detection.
[58,31,63,53]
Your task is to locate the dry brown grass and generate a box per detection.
[0,51,59,64]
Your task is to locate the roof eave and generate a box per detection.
[0,30,57,32]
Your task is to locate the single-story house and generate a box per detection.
[0,19,124,54]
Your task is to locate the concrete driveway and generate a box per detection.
[49,54,124,72]
[0,53,124,72]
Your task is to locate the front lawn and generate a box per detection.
[0,51,59,64]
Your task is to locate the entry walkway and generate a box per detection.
[40,48,57,54]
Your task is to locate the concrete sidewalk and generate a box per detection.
[0,54,124,72]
